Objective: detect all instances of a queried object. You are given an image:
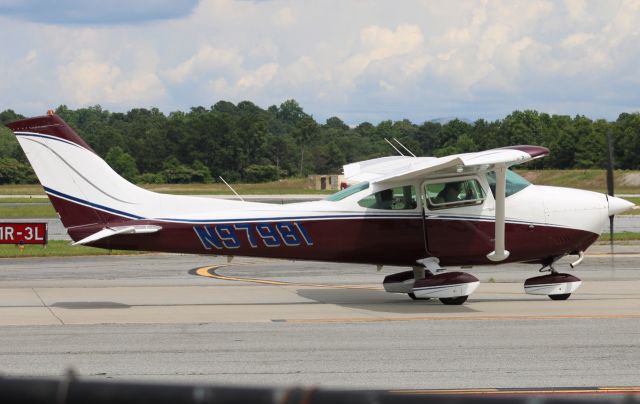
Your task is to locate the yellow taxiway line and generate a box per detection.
[392,386,640,396]
[195,265,380,290]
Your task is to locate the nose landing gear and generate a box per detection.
[524,267,582,300]
[382,258,479,305]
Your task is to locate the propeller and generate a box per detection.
[606,130,615,252]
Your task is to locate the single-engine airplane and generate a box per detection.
[6,111,635,304]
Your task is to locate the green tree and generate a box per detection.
[0,158,36,184]
[277,99,307,126]
[293,115,319,176]
[243,164,282,182]
[615,113,640,169]
[0,109,24,125]
[324,116,349,130]
[105,146,139,181]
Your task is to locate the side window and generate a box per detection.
[358,185,417,210]
[425,179,485,210]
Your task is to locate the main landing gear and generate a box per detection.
[382,258,479,305]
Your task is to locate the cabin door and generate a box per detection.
[422,177,494,260]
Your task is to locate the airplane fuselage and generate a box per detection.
[52,179,605,267]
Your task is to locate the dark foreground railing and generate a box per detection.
[1,375,638,404]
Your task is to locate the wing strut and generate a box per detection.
[487,164,510,262]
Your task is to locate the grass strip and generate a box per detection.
[0,240,145,258]
[599,232,640,242]
[0,205,57,218]
[0,185,45,195]
[0,197,49,203]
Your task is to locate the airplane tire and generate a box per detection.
[408,293,430,301]
[439,296,468,305]
[549,293,571,301]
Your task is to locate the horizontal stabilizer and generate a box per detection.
[72,225,162,246]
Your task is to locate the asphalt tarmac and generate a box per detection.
[0,248,639,390]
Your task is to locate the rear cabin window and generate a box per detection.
[425,179,485,210]
[358,185,417,210]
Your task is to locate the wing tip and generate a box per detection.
[500,145,550,159]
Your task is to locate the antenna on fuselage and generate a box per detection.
[219,176,244,202]
[384,138,404,156]
[393,138,417,157]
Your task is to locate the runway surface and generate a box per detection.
[0,249,639,390]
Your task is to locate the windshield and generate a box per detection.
[486,169,531,198]
[325,181,370,201]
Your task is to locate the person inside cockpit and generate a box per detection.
[435,182,461,203]
[376,189,394,209]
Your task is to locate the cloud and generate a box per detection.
[1,0,640,123]
[337,24,424,87]
[237,63,278,89]
[165,45,243,84]
[57,55,165,104]
[0,0,199,25]
[273,7,295,27]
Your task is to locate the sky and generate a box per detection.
[0,0,639,124]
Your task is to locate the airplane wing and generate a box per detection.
[368,146,549,186]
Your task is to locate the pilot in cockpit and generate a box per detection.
[435,182,461,203]
[376,189,394,209]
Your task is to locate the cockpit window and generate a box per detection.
[425,179,485,210]
[357,185,417,210]
[325,181,369,201]
[486,169,531,198]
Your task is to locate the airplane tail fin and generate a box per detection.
[6,112,149,232]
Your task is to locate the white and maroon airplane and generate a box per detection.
[6,111,634,304]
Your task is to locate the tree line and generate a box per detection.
[1,100,639,185]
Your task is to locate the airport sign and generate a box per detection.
[0,223,47,245]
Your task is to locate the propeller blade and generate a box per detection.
[609,214,614,252]
[606,130,615,253]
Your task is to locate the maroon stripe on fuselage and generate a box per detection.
[83,218,426,266]
[74,216,598,267]
[425,218,597,266]
[47,194,129,231]
[6,114,95,153]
